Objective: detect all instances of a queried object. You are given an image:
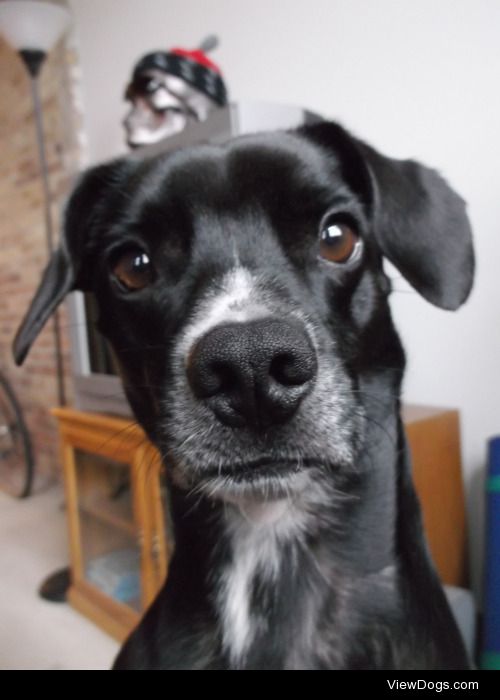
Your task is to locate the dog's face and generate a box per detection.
[13,122,474,502]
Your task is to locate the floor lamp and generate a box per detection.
[0,0,72,601]
[0,0,71,407]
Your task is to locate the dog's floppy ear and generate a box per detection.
[301,122,474,310]
[13,243,74,366]
[358,140,474,310]
[13,160,131,365]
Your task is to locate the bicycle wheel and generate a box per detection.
[0,371,34,498]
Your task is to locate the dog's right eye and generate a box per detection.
[111,248,154,292]
[319,217,362,266]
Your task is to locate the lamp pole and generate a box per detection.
[0,2,72,407]
[0,0,72,602]
[21,48,66,406]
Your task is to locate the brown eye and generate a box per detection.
[112,248,154,291]
[319,220,361,264]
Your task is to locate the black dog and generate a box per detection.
[14,121,474,669]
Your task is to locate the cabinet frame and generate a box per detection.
[52,408,169,642]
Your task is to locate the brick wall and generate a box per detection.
[0,10,82,485]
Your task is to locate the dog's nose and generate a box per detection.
[187,318,317,429]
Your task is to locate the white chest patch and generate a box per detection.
[217,500,303,666]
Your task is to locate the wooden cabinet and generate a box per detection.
[52,408,170,642]
[404,406,468,588]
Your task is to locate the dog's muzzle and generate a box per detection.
[187,318,317,430]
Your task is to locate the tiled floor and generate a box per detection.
[0,486,119,670]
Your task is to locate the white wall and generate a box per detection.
[69,0,500,598]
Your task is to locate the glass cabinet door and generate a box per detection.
[73,450,142,613]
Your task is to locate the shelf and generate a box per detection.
[80,497,136,536]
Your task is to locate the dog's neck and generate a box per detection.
[165,399,400,669]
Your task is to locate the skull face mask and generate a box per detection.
[123,39,228,148]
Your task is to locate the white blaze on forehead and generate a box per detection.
[179,267,268,359]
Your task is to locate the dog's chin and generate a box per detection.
[174,460,310,504]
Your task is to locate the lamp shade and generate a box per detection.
[0,1,71,52]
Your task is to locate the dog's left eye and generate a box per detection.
[319,219,361,265]
[111,248,154,292]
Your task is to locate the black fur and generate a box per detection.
[14,122,474,669]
